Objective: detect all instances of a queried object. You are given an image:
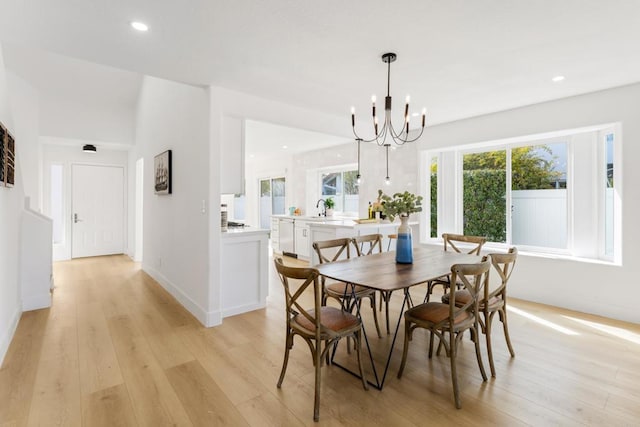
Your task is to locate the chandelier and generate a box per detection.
[350,52,426,146]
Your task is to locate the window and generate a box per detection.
[320,167,359,214]
[429,156,438,238]
[259,177,285,229]
[604,132,614,258]
[426,125,620,262]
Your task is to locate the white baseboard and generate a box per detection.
[142,265,221,328]
[222,301,266,319]
[0,306,22,367]
[22,292,52,312]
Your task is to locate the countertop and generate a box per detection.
[308,220,419,229]
[221,227,270,238]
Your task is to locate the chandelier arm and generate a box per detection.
[397,126,425,144]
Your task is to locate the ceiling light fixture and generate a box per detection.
[83,144,97,153]
[131,21,149,32]
[384,144,391,185]
[355,138,362,185]
[552,75,565,83]
[351,52,426,146]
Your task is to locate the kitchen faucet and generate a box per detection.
[316,199,326,217]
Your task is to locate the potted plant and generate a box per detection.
[379,190,423,264]
[324,197,335,216]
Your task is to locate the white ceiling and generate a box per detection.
[2,0,640,146]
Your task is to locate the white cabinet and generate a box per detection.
[295,220,311,259]
[220,115,245,194]
[221,230,270,318]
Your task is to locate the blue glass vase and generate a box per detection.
[395,216,413,264]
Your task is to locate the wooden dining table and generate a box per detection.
[314,245,480,390]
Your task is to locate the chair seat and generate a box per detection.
[325,282,375,297]
[293,306,361,335]
[442,290,502,309]
[405,302,471,325]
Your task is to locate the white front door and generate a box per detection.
[71,164,124,258]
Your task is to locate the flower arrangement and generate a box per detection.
[379,190,423,222]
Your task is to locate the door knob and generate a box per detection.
[74,213,83,223]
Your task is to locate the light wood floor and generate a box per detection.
[1,254,640,426]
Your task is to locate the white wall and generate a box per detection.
[419,83,639,323]
[0,45,31,365]
[41,142,129,261]
[134,76,211,326]
[6,71,40,209]
[40,94,135,144]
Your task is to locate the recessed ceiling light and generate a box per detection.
[131,21,149,32]
[282,145,288,149]
[412,112,420,117]
[552,75,565,83]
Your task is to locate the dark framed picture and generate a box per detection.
[154,149,172,195]
[0,124,5,184]
[5,132,15,187]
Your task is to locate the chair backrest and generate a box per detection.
[312,238,351,264]
[487,247,518,302]
[274,257,326,339]
[442,233,486,255]
[448,256,491,320]
[352,234,383,257]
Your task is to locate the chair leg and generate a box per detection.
[485,312,496,377]
[473,324,488,381]
[277,333,292,388]
[428,330,435,358]
[423,281,433,303]
[313,343,321,422]
[500,307,516,357]
[449,330,461,409]
[397,320,411,379]
[369,294,382,338]
[355,329,369,391]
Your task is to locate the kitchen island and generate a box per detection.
[221,227,270,318]
[307,219,420,265]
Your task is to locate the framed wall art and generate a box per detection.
[154,149,172,195]
[0,123,5,184]
[5,131,15,187]
[0,122,14,188]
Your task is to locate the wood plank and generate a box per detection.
[0,310,49,426]
[81,384,138,427]
[165,360,249,426]
[77,302,124,395]
[26,351,82,426]
[107,314,193,426]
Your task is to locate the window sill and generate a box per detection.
[419,240,621,266]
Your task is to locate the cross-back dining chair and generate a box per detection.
[398,257,490,409]
[423,233,487,302]
[442,247,517,376]
[274,257,368,422]
[312,237,382,338]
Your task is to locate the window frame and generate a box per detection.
[317,163,359,216]
[423,123,621,263]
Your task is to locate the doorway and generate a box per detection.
[134,158,144,262]
[71,164,125,258]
